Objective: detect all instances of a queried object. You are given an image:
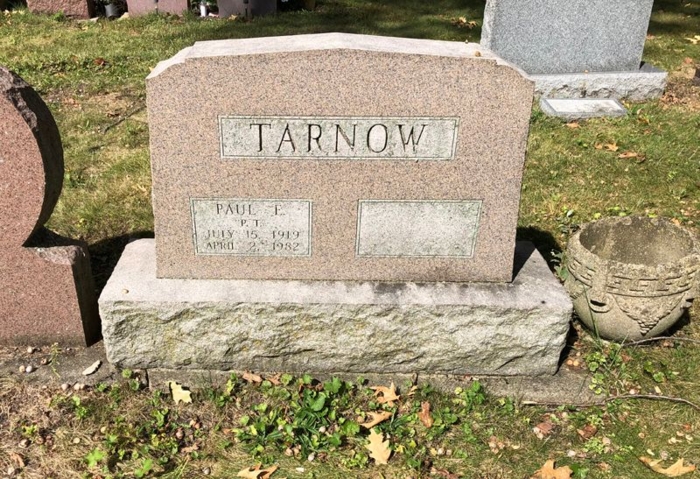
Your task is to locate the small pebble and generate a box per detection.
[284,448,293,456]
[60,383,70,391]
[566,359,574,366]
[318,426,327,433]
[100,426,108,434]
[202,467,211,475]
[72,437,81,444]
[436,447,445,456]
[19,439,29,448]
[18,365,25,374]
[307,453,315,462]
[567,450,577,458]
[7,466,16,476]
[26,346,35,354]
[73,383,85,391]
[572,359,580,367]
[24,365,33,374]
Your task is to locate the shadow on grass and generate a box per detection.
[516,226,562,272]
[648,0,700,37]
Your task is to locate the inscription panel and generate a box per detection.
[356,200,482,258]
[219,116,459,160]
[191,199,312,256]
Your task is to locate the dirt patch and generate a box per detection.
[661,67,700,111]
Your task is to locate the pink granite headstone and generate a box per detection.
[0,66,99,346]
[26,0,95,18]
[126,0,188,16]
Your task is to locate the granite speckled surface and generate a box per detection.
[26,0,95,18]
[147,33,534,283]
[0,66,99,346]
[481,0,654,75]
[126,0,188,16]
[100,240,572,375]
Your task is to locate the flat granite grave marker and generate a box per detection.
[0,66,100,346]
[481,0,667,100]
[100,33,572,376]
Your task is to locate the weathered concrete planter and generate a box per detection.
[566,216,700,341]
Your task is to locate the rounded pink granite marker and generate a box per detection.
[0,66,99,346]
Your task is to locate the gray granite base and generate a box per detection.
[540,98,627,120]
[99,239,572,376]
[531,64,667,101]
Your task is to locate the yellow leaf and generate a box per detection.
[168,381,192,404]
[370,383,400,407]
[365,429,391,465]
[531,460,573,479]
[243,371,263,384]
[360,411,392,428]
[236,465,279,479]
[604,142,619,152]
[565,122,580,129]
[418,402,433,428]
[618,151,639,159]
[639,457,696,477]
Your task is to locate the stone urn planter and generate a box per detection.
[565,216,700,341]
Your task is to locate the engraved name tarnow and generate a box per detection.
[219,116,459,160]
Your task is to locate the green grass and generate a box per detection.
[0,0,699,477]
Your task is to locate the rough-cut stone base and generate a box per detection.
[531,63,667,101]
[99,239,571,376]
[540,98,627,120]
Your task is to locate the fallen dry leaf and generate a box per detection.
[639,457,696,477]
[419,401,434,428]
[267,374,281,386]
[686,35,700,45]
[365,429,391,465]
[236,464,278,479]
[565,122,580,129]
[618,151,639,159]
[605,142,619,152]
[168,381,192,404]
[531,460,573,479]
[360,411,392,428]
[370,383,400,407]
[533,420,555,439]
[431,467,460,478]
[82,360,101,376]
[9,452,25,469]
[243,372,263,384]
[577,424,598,440]
[180,443,199,454]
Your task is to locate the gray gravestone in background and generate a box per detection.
[480,0,667,101]
[100,34,572,376]
[481,0,654,75]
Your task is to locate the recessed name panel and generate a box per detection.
[356,200,482,258]
[191,199,312,256]
[219,116,459,160]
